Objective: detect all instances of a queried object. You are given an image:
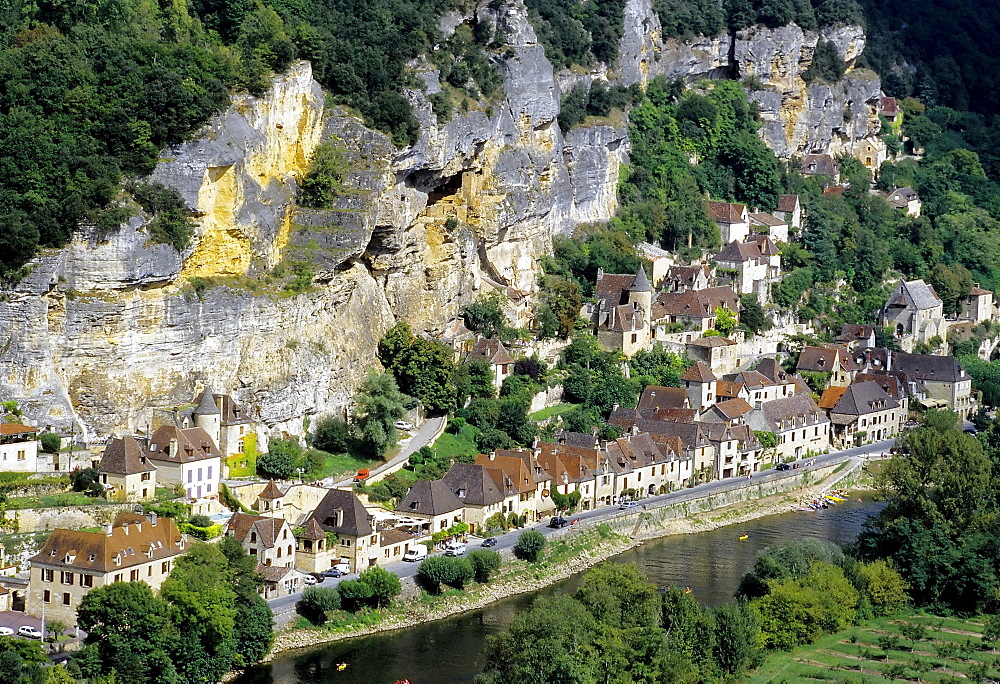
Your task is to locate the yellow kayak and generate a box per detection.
[739,534,749,541]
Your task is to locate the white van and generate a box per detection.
[443,541,467,556]
[402,546,428,562]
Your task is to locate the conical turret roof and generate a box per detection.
[193,387,220,415]
[629,267,652,292]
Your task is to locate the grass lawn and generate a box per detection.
[313,451,375,480]
[750,612,997,683]
[529,403,579,421]
[432,423,481,461]
[5,492,116,509]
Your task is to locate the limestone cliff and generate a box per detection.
[0,0,879,439]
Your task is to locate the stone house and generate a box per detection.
[707,201,750,244]
[394,479,464,535]
[746,395,831,461]
[881,96,903,134]
[465,337,515,389]
[681,362,717,409]
[962,284,994,323]
[636,242,674,287]
[748,212,789,243]
[594,267,652,356]
[26,512,186,627]
[713,240,770,297]
[801,154,839,183]
[630,421,715,483]
[880,279,948,352]
[495,448,555,517]
[145,424,221,501]
[820,380,902,447]
[890,351,975,419]
[253,479,285,514]
[258,565,306,599]
[604,433,676,497]
[699,398,753,425]
[703,423,764,478]
[441,462,513,534]
[0,423,38,473]
[775,193,803,230]
[296,488,375,573]
[663,264,713,293]
[796,346,857,388]
[376,528,423,565]
[225,512,295,568]
[638,386,690,411]
[98,435,156,502]
[855,136,887,172]
[886,187,921,217]
[652,286,740,341]
[835,324,876,351]
[476,453,542,522]
[686,337,738,374]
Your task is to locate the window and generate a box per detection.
[17,450,25,461]
[250,532,257,542]
[61,571,73,585]
[63,593,71,606]
[82,575,93,587]
[43,590,50,603]
[207,466,212,481]
[187,470,192,483]
[141,473,150,481]
[162,562,169,574]
[130,569,139,581]
[42,569,53,582]
[198,467,203,482]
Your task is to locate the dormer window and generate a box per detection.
[89,553,96,561]
[65,553,76,563]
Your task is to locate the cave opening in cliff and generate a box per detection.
[407,170,465,206]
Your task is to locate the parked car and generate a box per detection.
[443,541,467,556]
[0,627,13,636]
[353,469,371,482]
[334,562,351,574]
[322,568,342,578]
[394,420,414,431]
[548,516,569,528]
[308,573,327,584]
[480,537,497,547]
[776,462,792,471]
[17,626,42,639]
[303,575,319,586]
[403,546,428,562]
[619,501,638,510]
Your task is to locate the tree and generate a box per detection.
[461,292,508,340]
[298,587,341,624]
[219,537,272,667]
[378,323,457,411]
[358,567,402,608]
[351,370,407,458]
[713,306,738,336]
[77,582,177,682]
[468,550,502,583]
[311,415,351,454]
[298,142,346,208]
[740,294,770,335]
[514,530,546,562]
[417,556,474,593]
[337,579,375,611]
[858,560,909,616]
[70,467,100,492]
[257,439,299,480]
[39,432,61,453]
[575,564,661,629]
[467,360,496,400]
[713,600,763,675]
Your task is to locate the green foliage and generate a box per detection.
[257,438,301,480]
[70,467,100,493]
[0,634,62,682]
[713,306,738,336]
[417,555,474,594]
[754,430,778,450]
[297,142,347,208]
[740,294,771,335]
[131,183,193,252]
[39,432,61,453]
[525,0,627,69]
[468,549,502,583]
[379,322,457,411]
[550,488,582,512]
[713,600,764,675]
[536,276,583,339]
[514,529,546,562]
[311,415,351,454]
[358,566,402,609]
[803,40,846,83]
[464,394,536,448]
[629,346,691,388]
[351,370,407,458]
[337,578,374,611]
[298,587,341,624]
[754,562,859,649]
[461,292,511,340]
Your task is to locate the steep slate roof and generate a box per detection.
[889,186,918,202]
[777,194,799,213]
[638,386,690,411]
[217,394,251,425]
[653,287,740,320]
[299,517,326,540]
[708,201,747,224]
[747,233,780,256]
[395,479,464,516]
[560,432,599,449]
[192,387,220,415]
[831,381,899,416]
[886,280,942,311]
[629,267,652,292]
[0,423,37,436]
[969,284,992,297]
[477,453,537,495]
[99,436,156,476]
[711,398,754,419]
[258,480,284,500]
[258,564,295,583]
[30,513,185,574]
[715,380,743,400]
[752,395,827,432]
[649,408,697,423]
[715,240,762,263]
[704,423,761,450]
[854,373,905,399]
[682,362,717,382]
[603,304,644,332]
[836,324,875,343]
[689,336,736,348]
[309,488,373,537]
[595,271,637,309]
[146,425,220,464]
[442,462,506,507]
[748,212,786,228]
[665,264,712,288]
[634,420,710,450]
[226,512,285,549]
[465,338,514,366]
[797,346,856,373]
[727,370,772,389]
[754,358,790,384]
[802,154,838,176]
[891,352,968,383]
[881,97,900,115]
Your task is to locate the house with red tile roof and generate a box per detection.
[707,201,750,243]
[0,422,38,473]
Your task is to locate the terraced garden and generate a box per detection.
[751,613,1000,683]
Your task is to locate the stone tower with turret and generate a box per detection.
[628,266,653,324]
[192,387,221,446]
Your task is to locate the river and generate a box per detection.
[238,496,885,684]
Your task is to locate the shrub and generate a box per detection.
[39,433,61,453]
[417,556,474,594]
[514,530,546,562]
[70,467,99,492]
[468,550,502,583]
[312,416,351,454]
[298,587,341,624]
[357,567,401,609]
[337,579,374,611]
[188,514,212,528]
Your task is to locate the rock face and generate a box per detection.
[615,0,881,159]
[0,0,876,438]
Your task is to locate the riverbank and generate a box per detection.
[258,457,875,663]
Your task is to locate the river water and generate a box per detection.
[238,496,885,684]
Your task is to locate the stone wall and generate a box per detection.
[15,504,134,534]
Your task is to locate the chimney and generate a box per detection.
[488,452,496,461]
[755,401,762,410]
[102,524,112,535]
[147,511,158,526]
[336,509,344,527]
[168,436,178,456]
